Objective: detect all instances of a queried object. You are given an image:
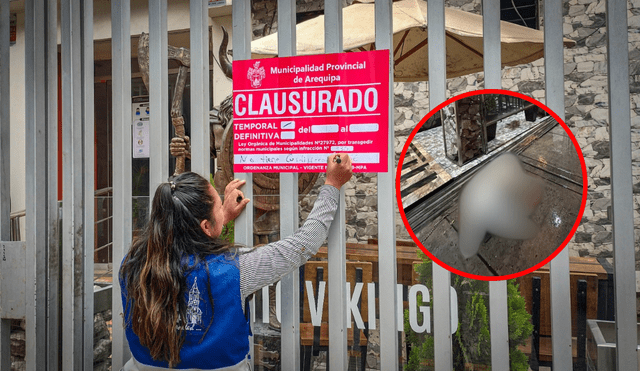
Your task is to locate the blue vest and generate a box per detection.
[121,253,252,369]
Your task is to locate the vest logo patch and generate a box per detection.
[186,277,203,331]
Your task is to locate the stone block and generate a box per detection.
[577,104,595,114]
[593,126,608,141]
[466,75,476,85]
[597,160,611,179]
[579,76,608,88]
[575,232,592,243]
[520,67,534,81]
[593,231,612,244]
[11,358,26,371]
[518,80,544,93]
[577,61,594,72]
[394,82,405,95]
[593,61,607,74]
[502,78,514,89]
[461,2,476,12]
[586,32,605,47]
[568,4,585,16]
[586,0,605,14]
[573,14,592,25]
[564,62,577,75]
[10,331,26,358]
[502,67,520,79]
[590,107,609,122]
[532,90,545,100]
[563,22,574,35]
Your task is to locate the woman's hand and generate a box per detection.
[325,153,353,189]
[222,178,250,224]
[169,136,191,159]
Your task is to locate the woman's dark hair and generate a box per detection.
[120,172,231,367]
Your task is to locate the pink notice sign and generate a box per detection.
[232,50,390,173]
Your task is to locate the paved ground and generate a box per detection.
[410,122,584,277]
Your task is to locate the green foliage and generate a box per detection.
[507,280,534,371]
[405,252,533,370]
[219,219,235,244]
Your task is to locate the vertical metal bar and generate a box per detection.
[375,0,399,369]
[111,0,133,368]
[531,276,541,369]
[428,0,452,370]
[324,0,347,369]
[149,0,169,191]
[232,0,254,366]
[46,0,60,368]
[605,0,637,368]
[0,0,9,242]
[0,320,9,371]
[544,0,573,369]
[482,0,502,89]
[190,0,210,177]
[83,0,95,368]
[489,281,509,367]
[482,0,501,89]
[25,0,48,369]
[576,280,587,371]
[279,175,300,365]
[482,1,509,368]
[277,0,300,367]
[62,0,86,367]
[0,1,10,370]
[61,0,72,366]
[72,1,84,364]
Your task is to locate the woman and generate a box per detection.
[120,154,352,370]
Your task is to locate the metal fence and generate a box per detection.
[0,0,637,370]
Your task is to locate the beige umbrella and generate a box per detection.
[251,0,575,82]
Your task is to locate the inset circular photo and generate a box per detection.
[396,89,587,280]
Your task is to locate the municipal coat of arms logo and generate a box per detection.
[247,61,266,88]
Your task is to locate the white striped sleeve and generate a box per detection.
[238,184,340,299]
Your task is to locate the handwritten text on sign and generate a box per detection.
[232,50,390,173]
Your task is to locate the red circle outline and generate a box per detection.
[395,89,588,281]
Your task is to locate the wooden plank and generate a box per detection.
[534,256,607,280]
[519,336,578,362]
[300,323,367,347]
[367,238,417,247]
[400,141,452,208]
[517,270,599,338]
[315,243,421,286]
[302,261,372,324]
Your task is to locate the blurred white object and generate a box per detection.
[458,152,545,259]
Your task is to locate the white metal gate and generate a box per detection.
[0,0,637,370]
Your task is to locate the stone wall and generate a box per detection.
[8,309,112,370]
[252,0,352,39]
[10,320,25,371]
[251,0,640,257]
[93,310,112,371]
[392,0,640,259]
